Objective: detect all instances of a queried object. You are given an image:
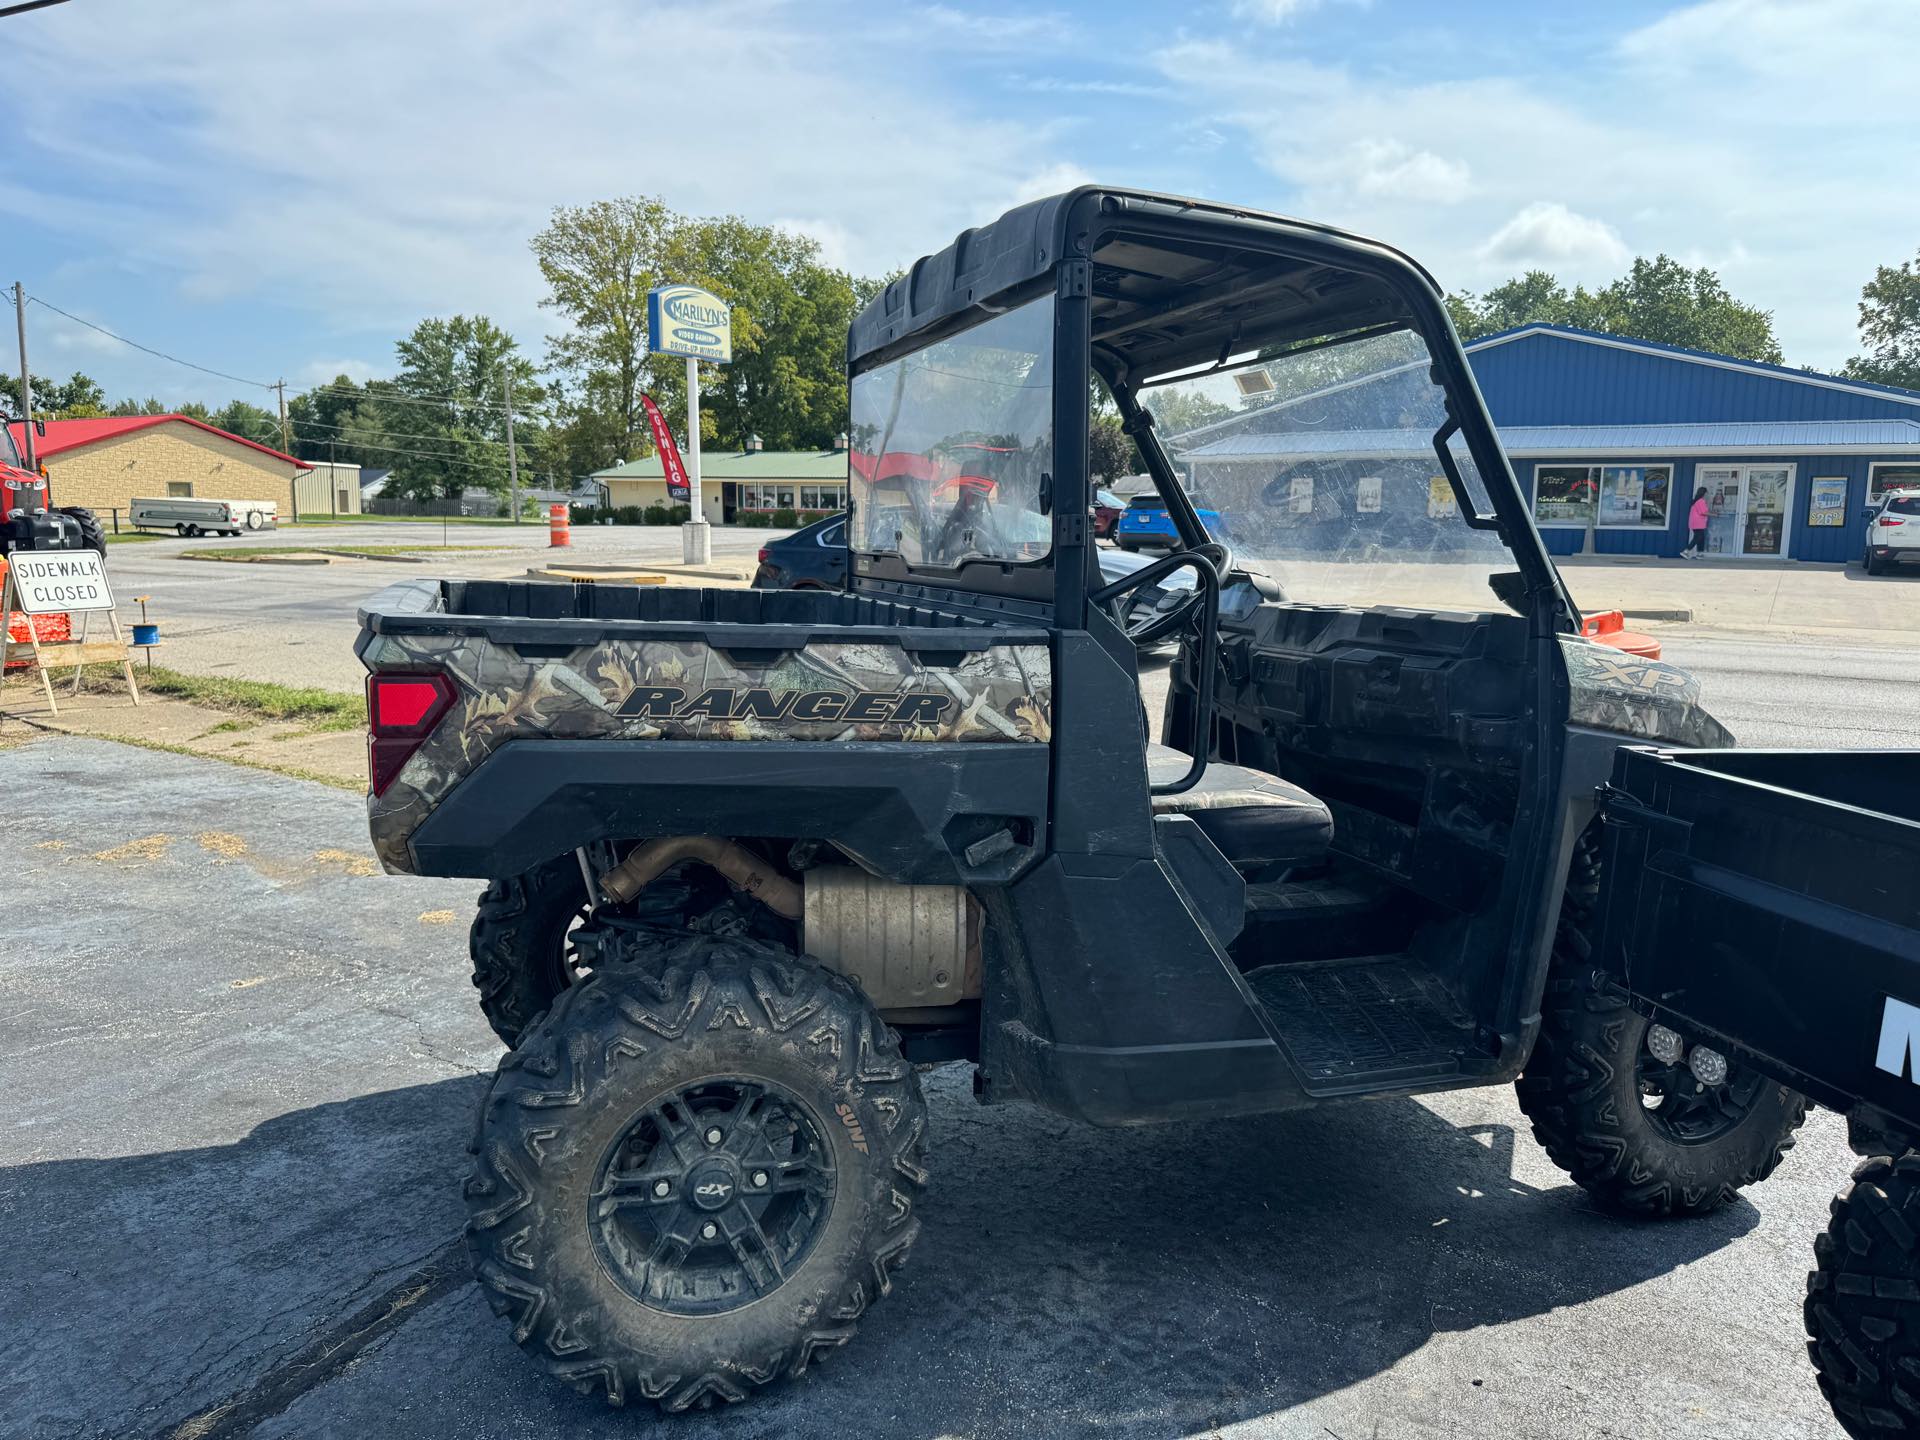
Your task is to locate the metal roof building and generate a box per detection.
[1173,324,1920,563]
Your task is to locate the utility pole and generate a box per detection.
[274,379,290,452]
[503,367,520,523]
[14,281,34,468]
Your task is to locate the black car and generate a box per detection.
[750,513,848,589]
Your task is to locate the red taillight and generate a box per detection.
[365,672,457,796]
[1882,517,1906,527]
[757,547,770,564]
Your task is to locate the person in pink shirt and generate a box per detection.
[1681,485,1710,557]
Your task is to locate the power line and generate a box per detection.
[25,294,277,391]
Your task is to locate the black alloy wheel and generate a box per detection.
[590,1076,837,1317]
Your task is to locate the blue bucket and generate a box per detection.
[132,624,159,646]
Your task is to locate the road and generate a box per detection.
[101,531,1920,749]
[1,737,1852,1439]
[101,522,788,692]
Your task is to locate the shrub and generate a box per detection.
[614,506,644,525]
[642,504,669,525]
[737,511,771,528]
[770,507,799,529]
[668,504,692,524]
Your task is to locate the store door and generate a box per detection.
[1696,464,1794,557]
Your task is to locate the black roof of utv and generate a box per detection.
[846,186,1452,380]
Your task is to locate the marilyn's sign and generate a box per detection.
[647,284,732,364]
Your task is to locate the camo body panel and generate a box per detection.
[363,629,1052,872]
[1559,636,1734,748]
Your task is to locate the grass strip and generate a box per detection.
[179,544,505,562]
[79,664,365,731]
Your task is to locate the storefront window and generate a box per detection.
[1533,466,1595,526]
[1532,463,1671,528]
[1870,463,1920,503]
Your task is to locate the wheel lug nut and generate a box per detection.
[652,1180,670,1198]
[752,1170,768,1188]
[701,1222,718,1239]
[705,1127,723,1145]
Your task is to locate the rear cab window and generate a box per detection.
[848,297,1054,569]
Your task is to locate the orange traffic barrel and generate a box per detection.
[1581,609,1661,659]
[549,503,571,548]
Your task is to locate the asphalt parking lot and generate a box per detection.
[4,735,1856,1439]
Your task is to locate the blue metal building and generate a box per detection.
[1469,325,1920,561]
[1176,324,1920,563]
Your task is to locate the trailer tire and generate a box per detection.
[57,506,106,556]
[1807,1154,1920,1438]
[465,936,928,1411]
[1515,832,1809,1217]
[469,856,590,1047]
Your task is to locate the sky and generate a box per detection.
[2,0,1915,413]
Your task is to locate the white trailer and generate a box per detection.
[129,497,278,537]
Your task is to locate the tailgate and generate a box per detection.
[1594,747,1920,1122]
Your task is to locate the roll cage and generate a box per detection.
[844,187,1578,633]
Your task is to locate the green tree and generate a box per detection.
[210,399,280,446]
[532,197,879,471]
[532,196,678,468]
[1843,250,1920,391]
[671,217,858,451]
[1447,256,1783,363]
[0,370,107,418]
[288,374,373,464]
[351,316,544,502]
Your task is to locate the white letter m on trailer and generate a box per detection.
[1876,997,1920,1082]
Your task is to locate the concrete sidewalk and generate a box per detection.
[1261,554,1917,647]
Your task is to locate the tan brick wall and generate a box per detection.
[45,422,301,517]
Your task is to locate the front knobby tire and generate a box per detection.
[1515,833,1808,1216]
[1808,1154,1920,1438]
[464,936,929,1411]
[469,856,590,1047]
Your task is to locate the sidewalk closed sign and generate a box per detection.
[6,549,115,613]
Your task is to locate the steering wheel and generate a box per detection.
[1093,543,1230,646]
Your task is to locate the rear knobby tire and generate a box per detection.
[464,936,928,1411]
[469,856,589,1046]
[1515,832,1808,1216]
[1807,1153,1920,1438]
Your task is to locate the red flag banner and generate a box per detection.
[640,394,690,501]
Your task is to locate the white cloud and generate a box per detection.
[1233,0,1318,20]
[5,0,1074,362]
[1346,141,1470,203]
[1479,202,1630,269]
[1149,24,1920,364]
[915,5,1074,46]
[299,358,382,386]
[977,162,1096,225]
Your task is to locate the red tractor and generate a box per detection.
[1,419,103,658]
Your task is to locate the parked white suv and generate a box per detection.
[1864,488,1920,575]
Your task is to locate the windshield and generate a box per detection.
[1140,328,1516,611]
[849,296,1054,567]
[2,422,22,469]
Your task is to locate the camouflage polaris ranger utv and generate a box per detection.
[360,188,1903,1419]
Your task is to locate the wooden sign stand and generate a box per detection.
[0,567,140,716]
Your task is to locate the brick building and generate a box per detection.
[7,415,311,524]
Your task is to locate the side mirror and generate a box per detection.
[1862,507,1879,521]
[1487,569,1530,615]
[34,419,45,437]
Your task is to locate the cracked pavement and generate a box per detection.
[3,736,1851,1438]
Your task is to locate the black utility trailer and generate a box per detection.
[1594,746,1920,1435]
[358,188,1920,1433]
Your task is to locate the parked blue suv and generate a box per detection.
[1115,492,1226,550]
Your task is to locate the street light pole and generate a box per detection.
[14,280,34,469]
[682,355,709,563]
